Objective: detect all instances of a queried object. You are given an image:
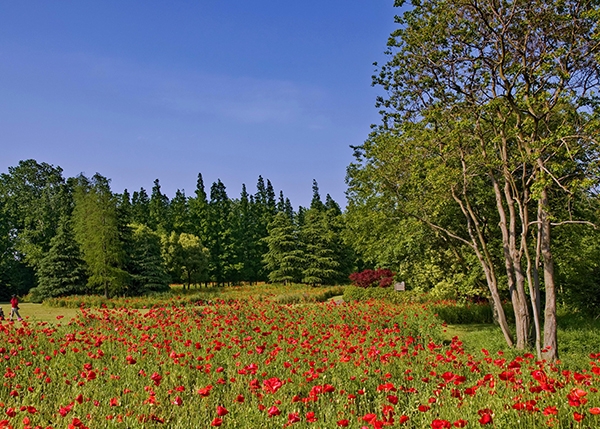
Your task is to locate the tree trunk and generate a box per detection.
[539,188,558,361]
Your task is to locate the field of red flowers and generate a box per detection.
[1,300,600,428]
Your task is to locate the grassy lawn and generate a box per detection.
[444,311,600,369]
[1,302,81,324]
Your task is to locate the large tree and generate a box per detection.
[263,212,304,284]
[33,215,88,301]
[350,0,600,359]
[0,159,67,272]
[73,174,127,298]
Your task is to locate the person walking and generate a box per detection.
[9,295,22,321]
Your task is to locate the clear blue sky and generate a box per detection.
[0,1,400,208]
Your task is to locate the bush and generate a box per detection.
[349,269,395,288]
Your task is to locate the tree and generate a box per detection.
[301,209,340,285]
[129,224,170,295]
[310,179,325,211]
[0,159,67,273]
[189,173,209,251]
[149,179,170,232]
[263,212,304,284]
[207,180,232,285]
[353,0,600,359]
[178,233,209,289]
[170,189,190,234]
[73,174,127,298]
[161,231,209,289]
[131,188,150,225]
[31,215,87,301]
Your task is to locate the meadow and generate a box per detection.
[1,285,599,428]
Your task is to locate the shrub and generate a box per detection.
[349,268,395,288]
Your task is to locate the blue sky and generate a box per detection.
[0,1,400,208]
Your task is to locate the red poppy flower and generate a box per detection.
[211,418,223,426]
[287,413,300,424]
[216,406,228,417]
[573,412,585,422]
[453,419,467,428]
[590,407,600,415]
[431,419,451,429]
[268,406,281,417]
[337,420,349,427]
[478,413,492,425]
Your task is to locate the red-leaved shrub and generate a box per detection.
[349,269,395,288]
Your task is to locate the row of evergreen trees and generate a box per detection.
[0,160,354,300]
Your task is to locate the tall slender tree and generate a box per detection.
[73,174,127,298]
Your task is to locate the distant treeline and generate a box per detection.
[0,159,355,300]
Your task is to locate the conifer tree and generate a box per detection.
[207,180,232,285]
[131,188,150,225]
[310,179,325,211]
[263,212,304,284]
[170,189,190,234]
[230,184,257,283]
[129,224,170,295]
[189,173,209,256]
[72,174,127,298]
[301,208,339,285]
[149,179,170,232]
[34,215,87,301]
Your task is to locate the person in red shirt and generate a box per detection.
[10,295,22,321]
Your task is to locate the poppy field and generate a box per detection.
[1,299,600,428]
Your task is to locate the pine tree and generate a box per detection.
[131,188,150,225]
[128,224,170,295]
[207,180,232,285]
[301,208,339,285]
[263,212,304,284]
[230,184,257,283]
[189,174,209,259]
[149,179,170,232]
[34,215,87,301]
[170,189,190,234]
[310,179,325,211]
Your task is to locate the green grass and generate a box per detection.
[0,302,82,324]
[443,309,600,368]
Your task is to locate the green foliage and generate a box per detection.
[128,224,170,295]
[161,231,209,289]
[32,215,87,302]
[301,208,341,285]
[0,159,67,272]
[263,212,304,284]
[72,174,128,298]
